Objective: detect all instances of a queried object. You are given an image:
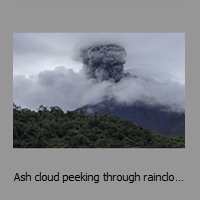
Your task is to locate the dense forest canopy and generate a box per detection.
[13,103,185,148]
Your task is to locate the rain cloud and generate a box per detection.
[13,33,185,113]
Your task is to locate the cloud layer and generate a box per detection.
[13,33,185,113]
[13,65,185,113]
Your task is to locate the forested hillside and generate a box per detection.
[13,103,185,148]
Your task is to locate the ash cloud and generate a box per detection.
[79,44,131,82]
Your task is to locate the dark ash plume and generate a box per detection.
[80,44,131,82]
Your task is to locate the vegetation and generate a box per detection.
[13,103,185,148]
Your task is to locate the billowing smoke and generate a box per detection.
[79,44,131,82]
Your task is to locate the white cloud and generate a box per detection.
[13,66,185,113]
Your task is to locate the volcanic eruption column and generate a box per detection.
[80,44,131,82]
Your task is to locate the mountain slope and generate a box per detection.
[76,101,185,136]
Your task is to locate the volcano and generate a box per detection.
[76,43,185,136]
[75,100,185,136]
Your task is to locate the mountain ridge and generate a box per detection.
[75,100,185,136]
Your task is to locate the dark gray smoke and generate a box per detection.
[80,44,131,82]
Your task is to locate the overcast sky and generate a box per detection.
[13,33,185,112]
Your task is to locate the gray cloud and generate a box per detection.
[13,65,185,113]
[79,44,131,82]
[13,33,185,112]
